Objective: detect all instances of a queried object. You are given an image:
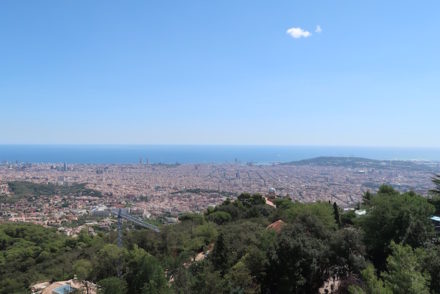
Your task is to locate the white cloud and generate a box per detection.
[286,27,311,39]
[315,25,322,33]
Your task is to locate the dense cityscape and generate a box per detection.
[1,157,438,232]
[1,157,440,293]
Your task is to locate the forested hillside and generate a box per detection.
[2,185,440,293]
[7,181,102,198]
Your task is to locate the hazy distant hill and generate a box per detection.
[282,156,437,171]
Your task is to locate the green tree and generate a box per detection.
[377,185,400,196]
[206,211,232,225]
[237,193,265,207]
[94,244,125,280]
[210,233,228,275]
[193,222,218,245]
[362,191,372,206]
[333,202,341,227]
[428,195,440,215]
[73,259,93,294]
[423,244,440,294]
[348,264,392,294]
[0,223,92,293]
[264,215,331,293]
[98,277,128,294]
[179,213,205,236]
[431,174,440,196]
[283,201,337,230]
[340,210,356,227]
[358,188,435,269]
[172,266,194,294]
[330,227,366,277]
[125,246,169,294]
[382,242,429,294]
[225,260,260,294]
[429,175,440,214]
[243,246,268,286]
[189,261,225,294]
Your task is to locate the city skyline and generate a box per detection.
[1,1,440,147]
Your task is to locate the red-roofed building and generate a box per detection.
[266,219,286,233]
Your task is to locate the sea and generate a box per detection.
[0,145,440,164]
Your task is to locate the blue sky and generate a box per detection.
[1,1,439,147]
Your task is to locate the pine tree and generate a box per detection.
[362,191,372,206]
[211,233,228,275]
[431,174,440,196]
[333,202,341,227]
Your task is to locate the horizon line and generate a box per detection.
[0,144,440,149]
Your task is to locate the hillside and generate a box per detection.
[282,156,436,171]
[1,187,440,293]
[6,181,102,199]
